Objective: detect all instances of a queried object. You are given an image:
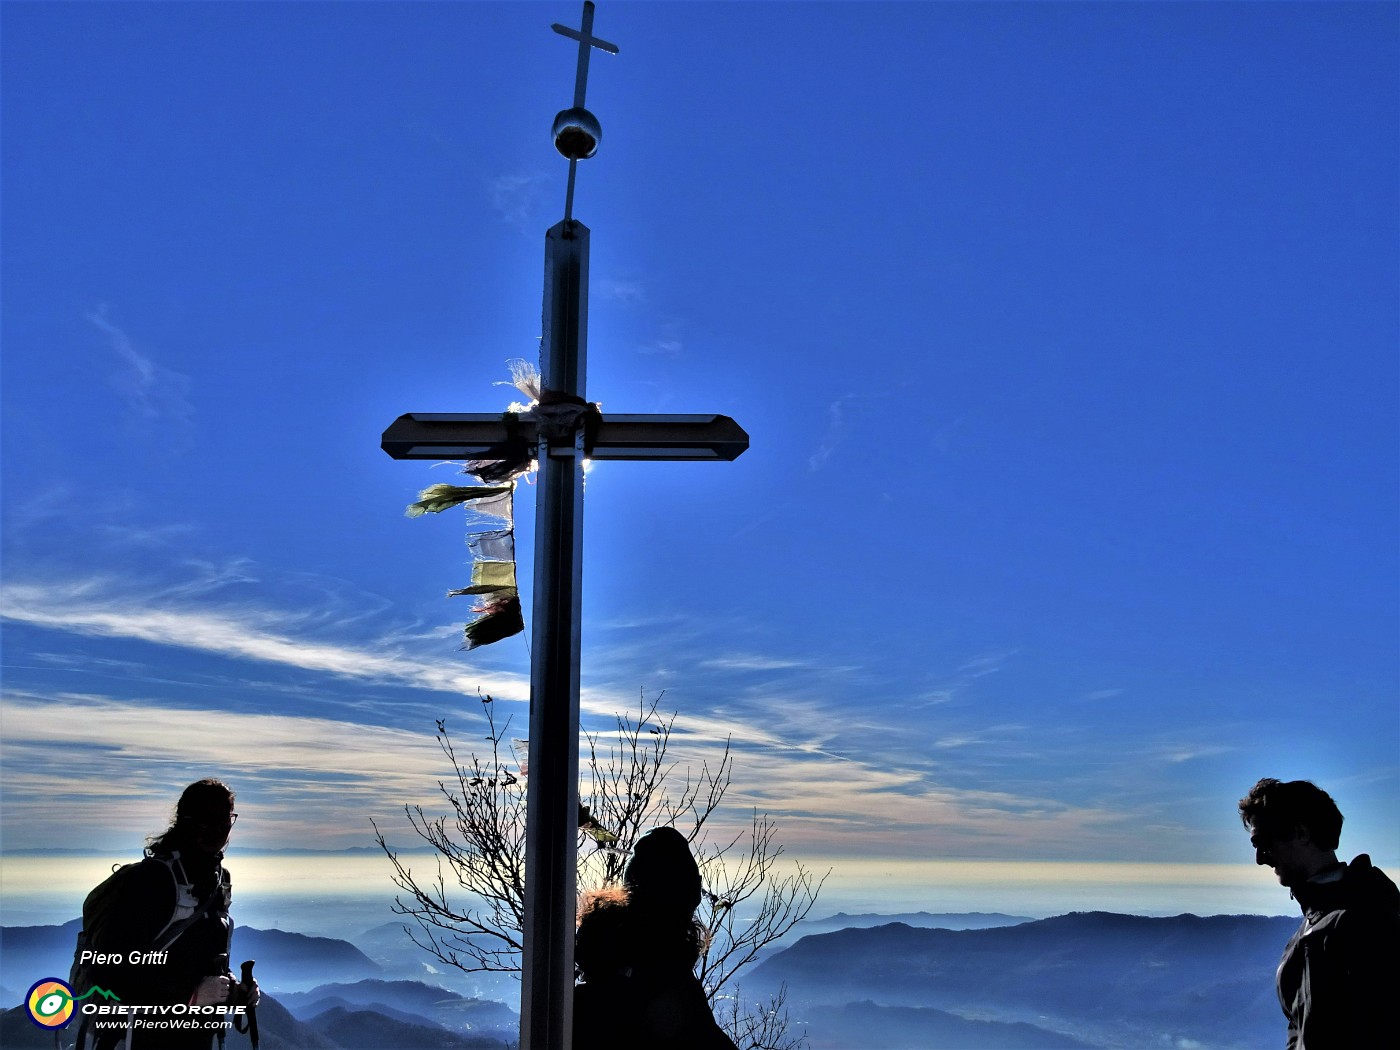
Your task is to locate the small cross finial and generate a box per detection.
[550,3,618,222]
[552,1,618,110]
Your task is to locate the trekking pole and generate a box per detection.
[238,960,259,1049]
[211,954,230,1050]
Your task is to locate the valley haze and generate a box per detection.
[2,894,1305,1050]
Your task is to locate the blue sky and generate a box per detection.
[2,1,1396,894]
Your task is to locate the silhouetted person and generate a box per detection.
[573,826,738,1050]
[82,778,257,1049]
[1238,777,1399,1049]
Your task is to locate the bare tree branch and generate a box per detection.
[372,701,528,974]
[715,984,807,1050]
[377,691,826,1048]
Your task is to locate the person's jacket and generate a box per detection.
[1278,853,1400,1049]
[573,890,738,1050]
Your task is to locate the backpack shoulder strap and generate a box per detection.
[148,850,227,951]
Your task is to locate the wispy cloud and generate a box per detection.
[909,647,1021,709]
[596,278,644,304]
[692,738,1135,859]
[1159,744,1237,764]
[86,306,194,433]
[955,650,1018,679]
[935,735,982,750]
[0,577,530,704]
[810,393,958,473]
[635,318,686,358]
[1083,688,1126,702]
[0,690,459,851]
[0,572,1203,863]
[808,397,851,472]
[697,654,806,672]
[97,522,202,548]
[639,338,683,357]
[5,485,82,532]
[0,683,1138,862]
[488,172,551,232]
[580,692,1141,861]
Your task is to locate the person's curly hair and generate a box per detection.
[1238,777,1343,849]
[576,827,705,980]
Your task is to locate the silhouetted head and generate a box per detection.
[623,826,701,917]
[151,778,237,856]
[1238,778,1342,887]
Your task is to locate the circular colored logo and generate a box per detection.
[26,978,75,1029]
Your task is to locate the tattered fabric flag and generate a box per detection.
[578,802,619,846]
[401,363,532,649]
[405,484,512,518]
[464,491,513,527]
[464,417,534,483]
[447,532,524,648]
[463,591,523,650]
[406,477,525,649]
[463,361,542,484]
[403,359,600,652]
[498,357,542,408]
[467,528,515,562]
[447,558,517,597]
[448,364,542,648]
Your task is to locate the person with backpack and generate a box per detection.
[71,778,258,1049]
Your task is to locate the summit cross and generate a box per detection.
[552,1,617,109]
[380,5,748,1049]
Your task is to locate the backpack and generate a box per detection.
[67,851,231,1047]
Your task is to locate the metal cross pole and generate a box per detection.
[552,0,617,109]
[381,5,746,1048]
[550,2,615,222]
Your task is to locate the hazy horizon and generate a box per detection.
[1,853,1302,940]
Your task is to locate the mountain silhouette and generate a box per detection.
[799,1000,1092,1049]
[3,910,1302,1048]
[754,911,1297,1048]
[802,911,1035,933]
[0,995,508,1050]
[280,978,517,1037]
[0,920,382,1001]
[311,1005,507,1049]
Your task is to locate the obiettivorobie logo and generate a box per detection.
[25,978,120,1030]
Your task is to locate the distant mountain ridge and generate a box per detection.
[0,922,516,1050]
[800,1000,1093,1049]
[756,910,1298,1049]
[281,978,518,1037]
[801,910,1035,932]
[0,993,509,1050]
[0,919,381,998]
[309,1005,506,1049]
[2,910,1303,1049]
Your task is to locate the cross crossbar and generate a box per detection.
[552,1,617,109]
[381,412,748,461]
[551,20,618,55]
